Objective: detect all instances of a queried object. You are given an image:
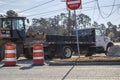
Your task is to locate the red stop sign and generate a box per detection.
[66,0,81,10]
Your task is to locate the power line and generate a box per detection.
[92,1,97,21]
[117,4,120,15]
[26,0,96,17]
[19,0,55,13]
[83,0,95,5]
[23,0,120,18]
[96,0,116,19]
[26,8,66,17]
[26,3,120,18]
[35,2,63,11]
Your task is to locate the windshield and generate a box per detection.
[2,18,25,30]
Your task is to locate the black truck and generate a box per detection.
[24,28,113,59]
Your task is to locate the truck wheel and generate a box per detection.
[105,44,114,55]
[60,46,72,59]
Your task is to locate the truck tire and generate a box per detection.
[60,46,73,59]
[0,42,20,60]
[105,43,114,55]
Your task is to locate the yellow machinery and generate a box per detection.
[0,16,26,60]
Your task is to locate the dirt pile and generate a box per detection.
[107,45,120,56]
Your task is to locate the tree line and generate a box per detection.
[2,10,120,42]
[27,12,120,42]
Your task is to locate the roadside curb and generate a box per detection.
[48,61,120,66]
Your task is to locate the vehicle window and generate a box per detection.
[2,19,11,28]
[95,29,102,36]
[2,18,25,30]
[12,19,24,30]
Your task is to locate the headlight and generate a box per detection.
[0,30,10,37]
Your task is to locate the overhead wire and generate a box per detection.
[26,0,96,17]
[117,4,120,15]
[82,0,95,5]
[92,1,97,21]
[27,3,120,18]
[19,0,55,13]
[17,0,119,19]
[26,8,66,17]
[96,0,116,19]
[34,2,63,11]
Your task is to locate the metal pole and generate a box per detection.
[74,10,80,56]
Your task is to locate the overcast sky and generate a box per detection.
[0,0,120,26]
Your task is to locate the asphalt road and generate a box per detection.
[0,42,120,80]
[0,58,120,80]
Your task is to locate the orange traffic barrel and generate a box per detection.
[4,42,17,66]
[33,44,44,65]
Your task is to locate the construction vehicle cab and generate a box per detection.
[0,17,26,39]
[0,17,26,60]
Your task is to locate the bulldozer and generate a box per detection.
[0,16,27,60]
[0,16,47,60]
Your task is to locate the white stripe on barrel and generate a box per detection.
[5,50,16,53]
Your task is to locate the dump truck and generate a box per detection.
[0,15,114,60]
[24,28,114,59]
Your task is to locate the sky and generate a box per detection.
[0,0,120,27]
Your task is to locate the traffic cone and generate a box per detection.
[33,44,44,65]
[4,42,17,66]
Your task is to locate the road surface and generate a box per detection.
[0,58,120,80]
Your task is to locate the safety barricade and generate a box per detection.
[33,43,44,65]
[4,42,17,66]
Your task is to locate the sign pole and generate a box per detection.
[74,10,80,57]
[66,0,81,57]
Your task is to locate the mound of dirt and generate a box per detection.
[107,45,120,56]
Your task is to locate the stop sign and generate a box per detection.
[66,0,81,10]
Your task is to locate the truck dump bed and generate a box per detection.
[46,28,95,43]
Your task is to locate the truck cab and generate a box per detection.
[95,28,113,54]
[73,28,113,56]
[0,17,26,40]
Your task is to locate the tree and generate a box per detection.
[99,24,106,34]
[99,24,106,30]
[107,22,118,38]
[108,32,115,40]
[92,21,99,28]
[76,13,91,29]
[6,10,18,17]
[107,21,113,29]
